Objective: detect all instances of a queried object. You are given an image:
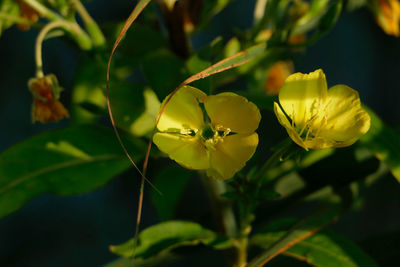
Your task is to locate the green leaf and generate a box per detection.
[251,228,378,267]
[0,0,20,36]
[141,48,189,99]
[108,81,146,133]
[224,37,241,58]
[151,166,192,220]
[115,24,168,70]
[0,124,146,218]
[186,37,224,92]
[198,0,232,30]
[301,0,343,45]
[248,203,342,266]
[263,148,335,184]
[360,107,400,183]
[71,57,107,123]
[345,0,367,11]
[130,88,160,137]
[292,0,331,35]
[318,0,342,32]
[118,24,167,59]
[109,221,232,259]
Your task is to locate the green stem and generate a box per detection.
[207,178,248,266]
[0,12,42,27]
[236,237,248,267]
[69,0,106,47]
[24,0,93,50]
[24,0,63,21]
[35,21,76,77]
[208,178,238,238]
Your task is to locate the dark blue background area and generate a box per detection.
[0,0,399,266]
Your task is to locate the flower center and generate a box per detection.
[291,100,329,142]
[201,125,215,140]
[201,124,231,150]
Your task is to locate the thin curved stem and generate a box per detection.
[35,21,73,77]
[24,0,93,50]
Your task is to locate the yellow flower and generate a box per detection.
[372,0,400,37]
[274,69,370,150]
[153,86,261,180]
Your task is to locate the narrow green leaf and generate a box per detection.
[0,124,145,218]
[248,203,342,266]
[182,42,267,87]
[109,221,232,259]
[360,107,400,182]
[292,0,331,35]
[252,228,377,267]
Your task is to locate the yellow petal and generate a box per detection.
[153,132,210,169]
[207,133,259,180]
[273,102,308,150]
[157,86,207,132]
[204,93,261,134]
[312,84,370,148]
[279,69,327,129]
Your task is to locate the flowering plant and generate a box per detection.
[0,0,399,266]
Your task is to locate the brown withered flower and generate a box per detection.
[29,74,69,123]
[16,0,40,30]
[264,61,294,95]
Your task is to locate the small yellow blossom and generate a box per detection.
[153,86,261,180]
[372,0,400,36]
[29,74,69,123]
[274,69,370,150]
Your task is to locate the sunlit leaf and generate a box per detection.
[248,203,342,266]
[292,0,331,35]
[0,124,146,218]
[251,218,378,267]
[130,89,160,137]
[360,107,400,183]
[71,57,107,123]
[109,221,232,258]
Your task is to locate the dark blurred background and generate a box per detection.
[0,0,399,266]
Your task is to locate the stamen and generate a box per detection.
[291,104,296,128]
[180,128,197,136]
